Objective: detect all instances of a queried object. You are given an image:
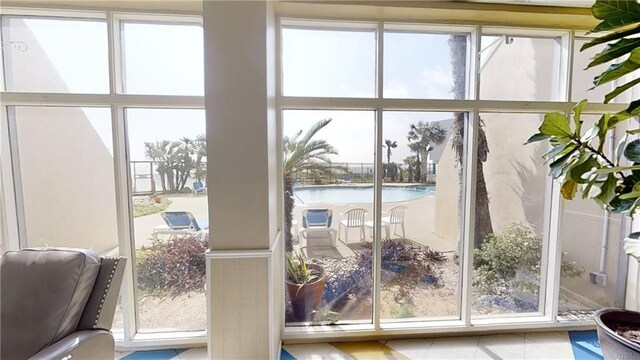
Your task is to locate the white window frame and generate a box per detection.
[0,7,207,349]
[278,15,629,341]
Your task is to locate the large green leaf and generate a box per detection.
[544,142,573,162]
[625,139,640,162]
[591,0,640,32]
[587,181,604,198]
[619,191,640,200]
[549,147,579,179]
[589,39,640,68]
[604,77,640,103]
[561,179,579,200]
[595,164,640,174]
[624,234,640,260]
[572,99,587,135]
[616,133,629,165]
[610,194,636,212]
[525,133,549,144]
[596,114,613,151]
[593,48,640,87]
[539,112,572,138]
[582,24,640,51]
[581,124,599,142]
[625,99,640,115]
[607,102,640,127]
[596,173,618,205]
[570,155,599,184]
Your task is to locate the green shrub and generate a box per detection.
[136,235,207,296]
[132,198,171,218]
[474,222,584,299]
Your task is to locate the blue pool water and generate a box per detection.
[293,185,434,205]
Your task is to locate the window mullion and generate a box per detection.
[111,104,138,340]
[373,20,384,332]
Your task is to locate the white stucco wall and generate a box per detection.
[433,35,621,308]
[6,19,118,253]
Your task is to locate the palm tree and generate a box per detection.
[283,118,338,251]
[384,139,397,165]
[193,134,207,183]
[407,142,422,182]
[407,121,446,182]
[145,140,180,192]
[450,34,493,250]
[403,156,416,182]
[173,137,195,192]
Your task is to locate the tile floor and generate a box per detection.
[116,330,603,359]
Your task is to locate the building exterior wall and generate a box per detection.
[433,35,622,308]
[7,19,118,253]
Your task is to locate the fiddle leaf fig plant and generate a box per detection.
[527,0,640,260]
[526,100,639,212]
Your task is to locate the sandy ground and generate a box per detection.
[132,193,209,249]
[125,189,460,329]
[292,192,458,258]
[124,188,589,329]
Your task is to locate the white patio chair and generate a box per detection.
[381,205,407,239]
[339,208,367,243]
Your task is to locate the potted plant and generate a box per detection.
[285,252,326,321]
[527,1,640,357]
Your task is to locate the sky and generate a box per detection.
[281,28,459,163]
[11,18,563,164]
[11,18,204,161]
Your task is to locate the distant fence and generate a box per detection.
[292,162,436,184]
[131,161,204,195]
[132,160,437,194]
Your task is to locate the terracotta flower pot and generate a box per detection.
[594,308,640,359]
[286,264,326,321]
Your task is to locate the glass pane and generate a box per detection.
[283,110,374,325]
[282,26,376,97]
[380,111,464,322]
[572,38,610,102]
[13,106,116,249]
[557,115,623,321]
[122,22,204,95]
[11,106,121,335]
[384,31,469,99]
[2,16,109,93]
[472,113,550,317]
[558,199,622,320]
[480,33,562,101]
[126,108,207,332]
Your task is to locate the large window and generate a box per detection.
[280,18,627,334]
[0,10,205,344]
[1,4,631,345]
[2,16,109,93]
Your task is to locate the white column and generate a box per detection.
[203,1,282,359]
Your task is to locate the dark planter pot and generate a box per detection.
[286,264,326,321]
[594,308,640,359]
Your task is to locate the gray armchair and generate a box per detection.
[1,248,126,360]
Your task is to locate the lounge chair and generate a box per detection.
[152,211,209,240]
[300,209,336,248]
[192,181,207,195]
[339,207,367,243]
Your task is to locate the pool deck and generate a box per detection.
[292,192,457,260]
[130,184,456,258]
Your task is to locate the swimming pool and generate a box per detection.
[293,185,434,205]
